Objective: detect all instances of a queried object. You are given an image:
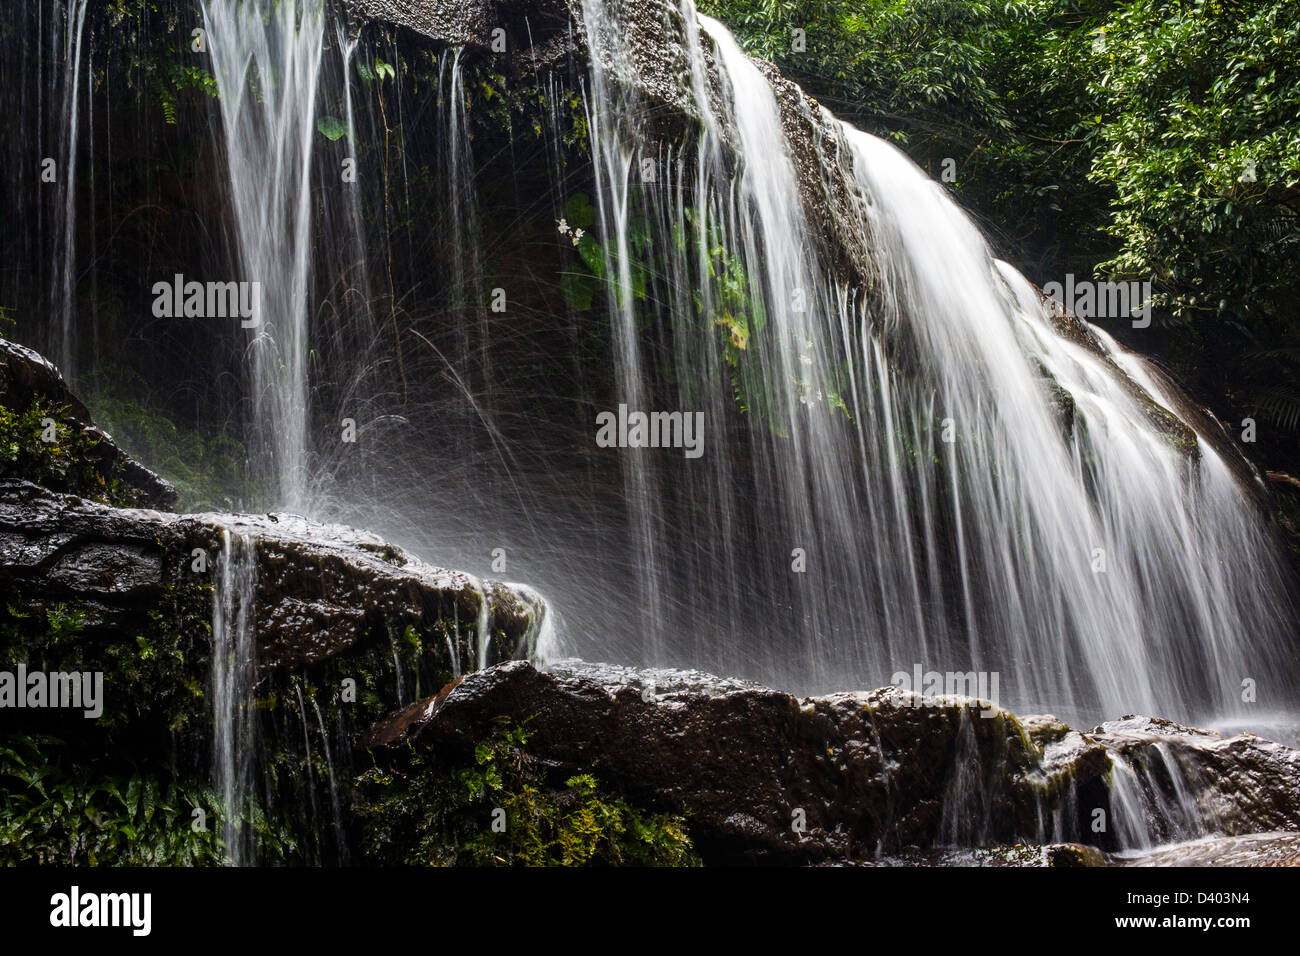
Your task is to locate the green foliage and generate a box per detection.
[153,61,219,126]
[43,605,87,646]
[357,721,700,866]
[0,581,211,737]
[558,194,602,310]
[680,206,767,360]
[0,398,142,508]
[316,116,349,142]
[700,0,1111,277]
[560,192,796,424]
[0,734,224,866]
[79,375,249,512]
[0,730,300,866]
[558,192,652,311]
[0,583,314,865]
[1087,0,1300,431]
[356,57,396,86]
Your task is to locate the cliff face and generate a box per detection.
[343,0,1276,492]
[348,0,880,291]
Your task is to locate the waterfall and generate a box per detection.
[310,696,347,864]
[211,528,259,867]
[51,0,88,379]
[203,0,325,513]
[565,0,1296,724]
[183,0,1292,729]
[440,47,489,394]
[1106,748,1208,851]
[1,0,1294,865]
[291,682,321,863]
[840,127,1295,721]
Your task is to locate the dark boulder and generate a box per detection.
[1,337,177,510]
[0,479,545,676]
[360,658,1300,863]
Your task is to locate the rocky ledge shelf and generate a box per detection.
[1,334,543,680]
[0,480,544,677]
[359,658,1300,865]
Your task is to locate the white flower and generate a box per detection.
[557,218,569,234]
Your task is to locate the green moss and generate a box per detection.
[79,376,252,512]
[356,720,700,866]
[0,398,145,508]
[0,577,212,739]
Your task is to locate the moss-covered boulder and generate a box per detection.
[0,475,551,865]
[1,338,178,510]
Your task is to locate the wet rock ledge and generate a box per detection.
[360,659,1300,865]
[1,333,542,693]
[0,480,543,675]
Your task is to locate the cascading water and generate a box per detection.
[40,0,1279,854]
[1104,747,1210,852]
[439,47,489,393]
[203,0,325,513]
[180,0,1295,737]
[199,1,327,862]
[563,0,1297,727]
[841,128,1296,722]
[51,0,89,379]
[310,695,347,863]
[2,0,1295,864]
[211,527,258,867]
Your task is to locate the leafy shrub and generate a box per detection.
[357,720,700,866]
